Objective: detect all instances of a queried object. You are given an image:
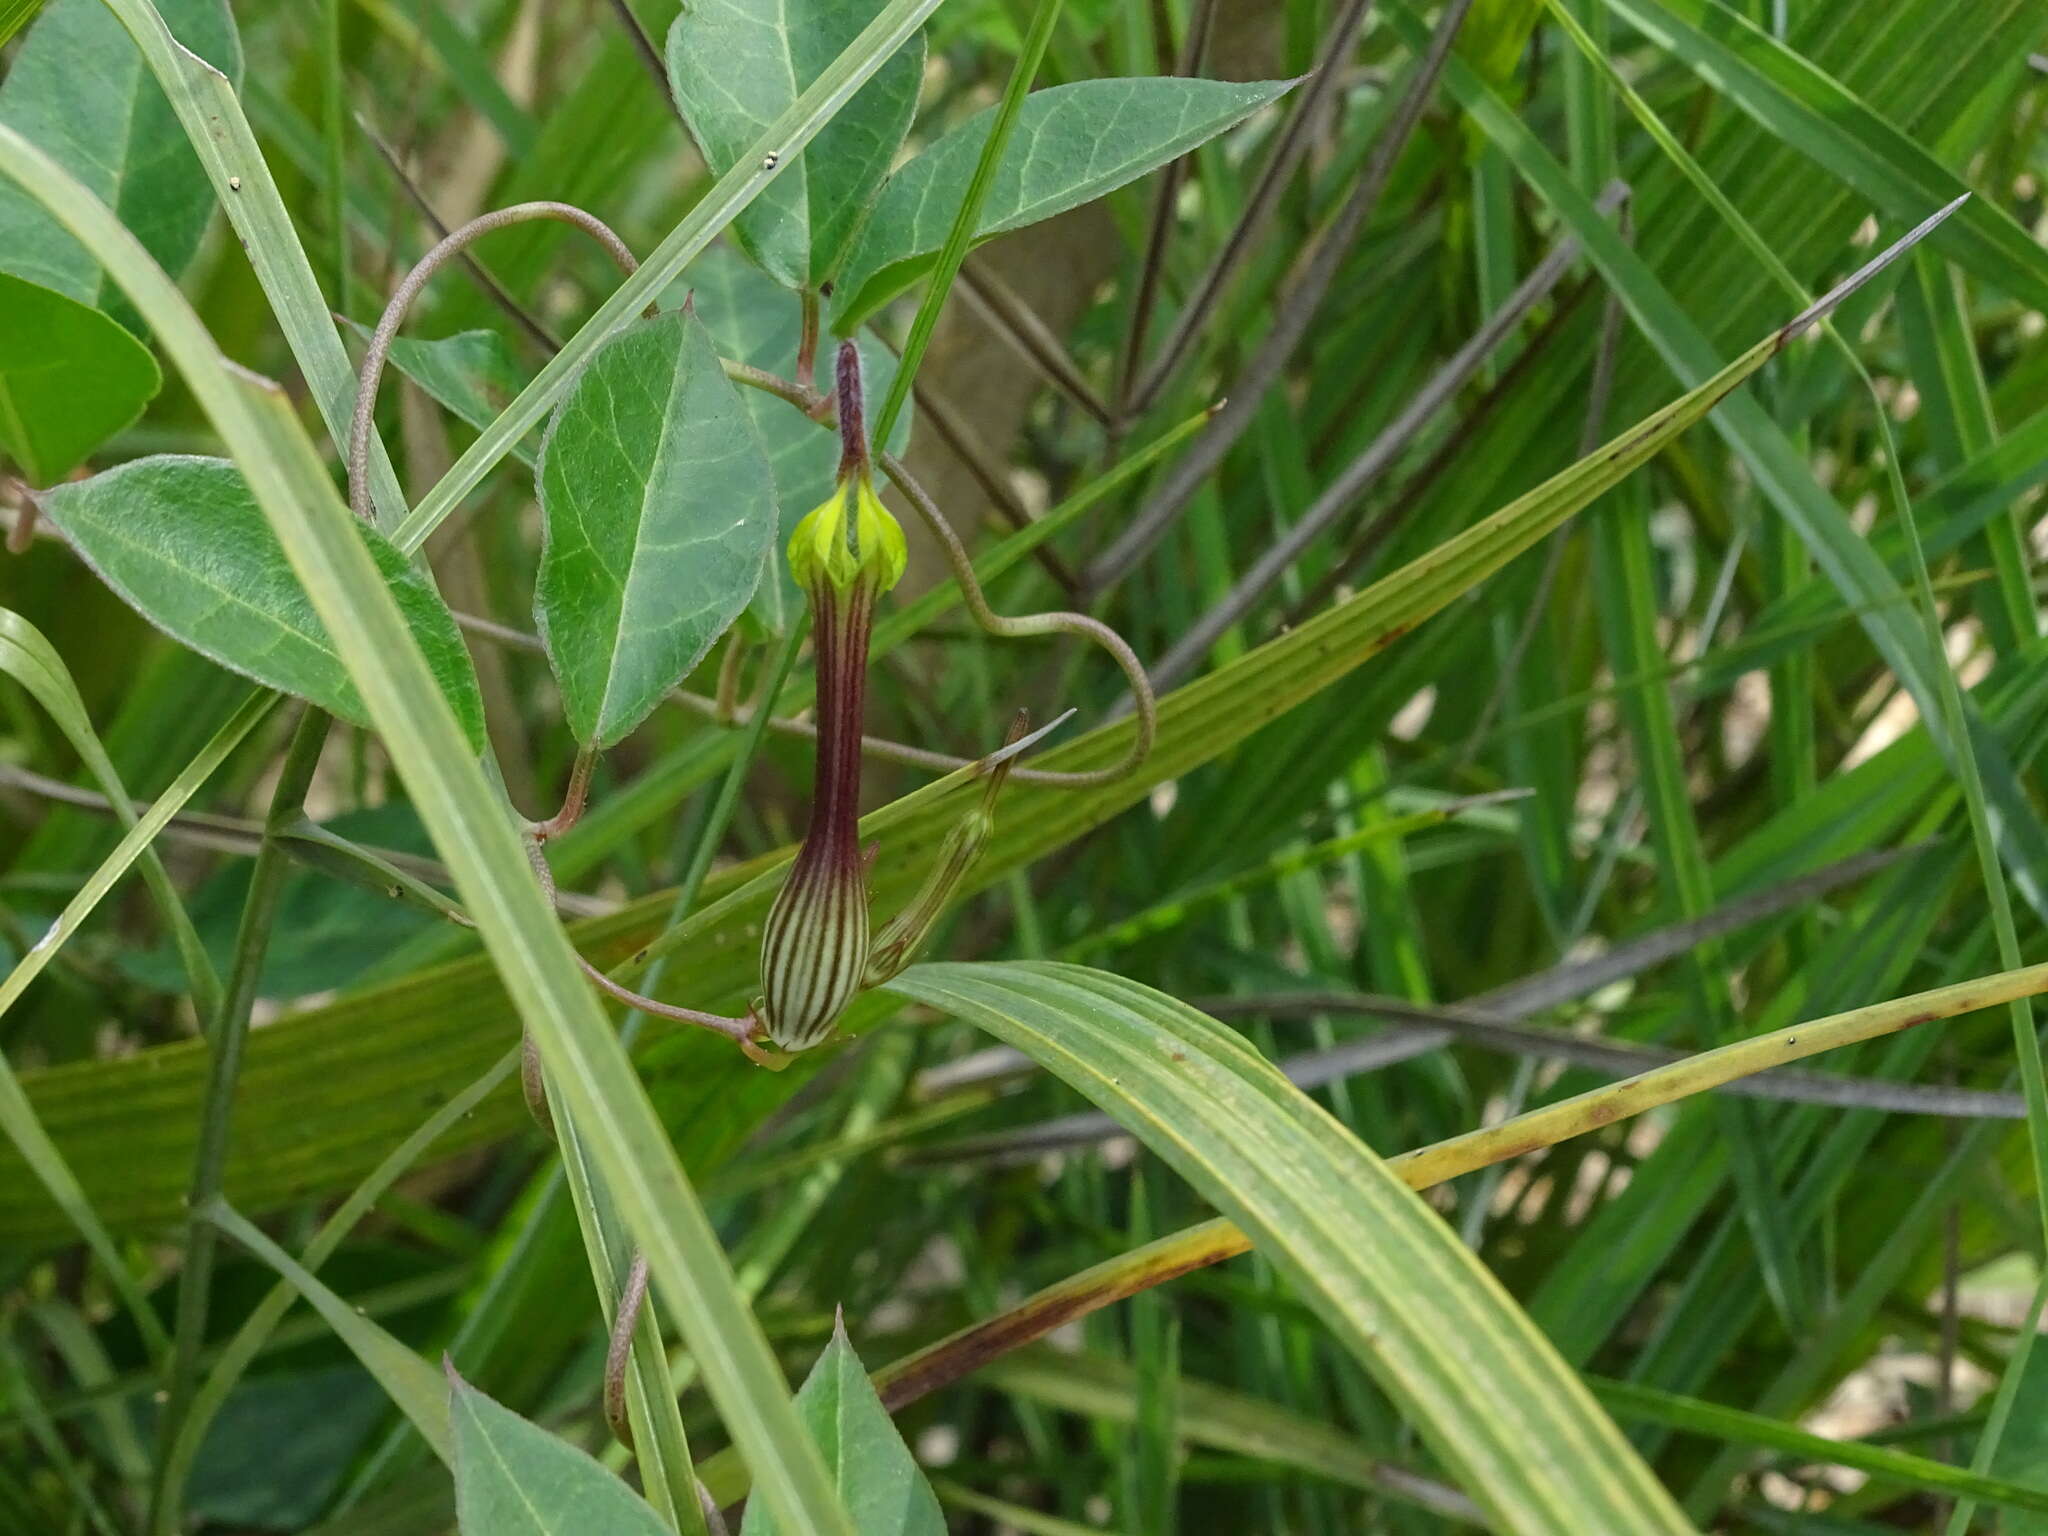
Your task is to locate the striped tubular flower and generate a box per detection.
[756,344,907,1051]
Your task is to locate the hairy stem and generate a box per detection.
[346,201,645,522]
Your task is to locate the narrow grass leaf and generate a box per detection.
[886,960,1696,1535]
[1591,1376,2048,1520]
[204,1199,451,1464]
[94,0,409,528]
[1603,0,2048,314]
[0,608,216,1011]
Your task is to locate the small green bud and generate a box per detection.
[787,474,906,596]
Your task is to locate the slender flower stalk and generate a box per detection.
[758,345,907,1051]
[865,712,1027,989]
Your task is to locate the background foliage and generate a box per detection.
[4,0,2048,1531]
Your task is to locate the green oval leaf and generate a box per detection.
[667,0,924,288]
[885,960,1698,1536]
[0,271,160,485]
[37,456,486,752]
[832,76,1297,331]
[743,1316,944,1536]
[0,0,241,320]
[535,307,778,747]
[683,247,908,634]
[448,1368,670,1536]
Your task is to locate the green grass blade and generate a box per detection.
[886,960,1697,1535]
[95,0,411,530]
[203,1199,452,1463]
[1590,1375,2048,1519]
[0,608,218,1016]
[1602,0,2048,313]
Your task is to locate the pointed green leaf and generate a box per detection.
[742,1317,945,1536]
[535,307,778,747]
[667,0,924,287]
[0,272,159,484]
[832,76,1297,331]
[682,247,908,633]
[448,1369,671,1536]
[0,0,241,317]
[886,961,1696,1536]
[37,456,486,752]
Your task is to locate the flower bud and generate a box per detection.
[786,473,907,598]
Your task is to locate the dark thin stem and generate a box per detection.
[1138,180,1621,698]
[576,954,756,1042]
[347,201,645,521]
[960,263,1114,429]
[602,0,683,121]
[355,115,562,353]
[869,0,1065,449]
[0,759,613,918]
[149,709,330,1536]
[1084,0,1478,593]
[1112,0,1219,415]
[1124,0,1375,416]
[531,748,597,842]
[836,340,868,479]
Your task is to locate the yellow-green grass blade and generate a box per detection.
[884,959,1695,1536]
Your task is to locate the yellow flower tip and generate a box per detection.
[786,473,907,595]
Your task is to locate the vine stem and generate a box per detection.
[148,708,330,1536]
[345,200,647,523]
